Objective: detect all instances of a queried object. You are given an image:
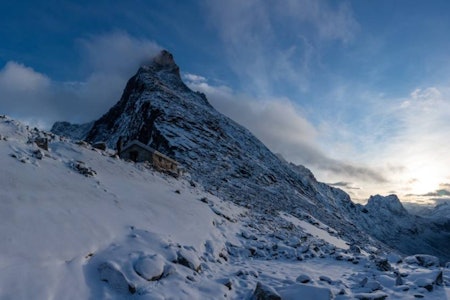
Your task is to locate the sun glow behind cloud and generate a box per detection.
[351,86,450,204]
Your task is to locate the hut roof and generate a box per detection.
[122,140,178,164]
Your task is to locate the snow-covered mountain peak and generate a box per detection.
[51,51,450,264]
[151,49,177,68]
[140,49,181,78]
[366,194,408,216]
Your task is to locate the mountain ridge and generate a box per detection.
[52,50,373,247]
[51,50,450,263]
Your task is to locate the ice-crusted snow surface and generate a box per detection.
[2,116,450,299]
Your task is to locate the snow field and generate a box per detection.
[1,116,449,299]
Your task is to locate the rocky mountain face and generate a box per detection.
[52,50,450,263]
[355,195,450,262]
[407,201,450,224]
[51,121,94,140]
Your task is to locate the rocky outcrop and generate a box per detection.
[251,282,281,300]
[51,121,94,141]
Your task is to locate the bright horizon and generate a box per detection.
[1,1,450,206]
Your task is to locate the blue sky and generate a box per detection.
[2,0,450,205]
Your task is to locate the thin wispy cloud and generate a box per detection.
[329,182,360,190]
[282,0,359,43]
[203,0,359,97]
[77,31,161,76]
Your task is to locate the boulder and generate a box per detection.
[251,282,281,300]
[175,249,201,272]
[404,255,440,267]
[34,137,48,151]
[134,254,165,281]
[278,284,332,300]
[98,262,135,295]
[296,274,311,284]
[71,161,96,177]
[374,258,391,271]
[93,142,107,151]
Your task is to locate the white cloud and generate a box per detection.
[0,62,54,125]
[183,73,207,84]
[283,0,359,43]
[77,31,161,76]
[0,62,50,91]
[410,87,441,101]
[185,73,317,149]
[0,32,161,128]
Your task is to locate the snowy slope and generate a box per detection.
[2,116,450,299]
[0,116,241,298]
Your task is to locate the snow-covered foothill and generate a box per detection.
[1,115,450,298]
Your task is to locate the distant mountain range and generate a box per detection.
[52,50,450,263]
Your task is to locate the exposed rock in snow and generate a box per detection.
[92,141,107,151]
[98,262,136,295]
[175,248,201,272]
[51,120,94,140]
[70,161,97,177]
[251,282,281,300]
[365,194,408,216]
[295,274,311,284]
[404,254,440,268]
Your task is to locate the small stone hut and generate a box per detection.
[119,140,179,176]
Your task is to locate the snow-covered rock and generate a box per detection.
[133,254,165,281]
[251,282,281,300]
[365,194,408,216]
[404,254,440,268]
